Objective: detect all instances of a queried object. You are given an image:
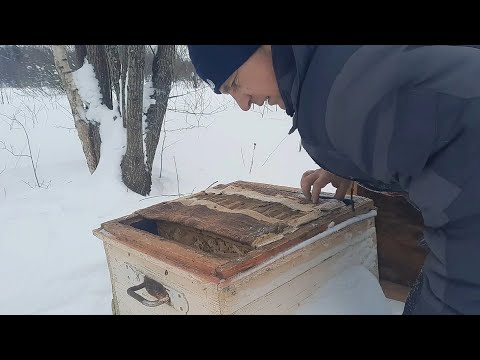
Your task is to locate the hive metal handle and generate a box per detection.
[127,276,170,307]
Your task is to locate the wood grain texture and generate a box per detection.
[214,200,375,279]
[220,218,378,314]
[103,243,222,314]
[137,201,288,247]
[98,221,228,277]
[94,181,381,314]
[97,181,376,280]
[136,180,375,249]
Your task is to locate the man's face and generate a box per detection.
[220,46,285,111]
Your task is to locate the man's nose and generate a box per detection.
[232,94,251,111]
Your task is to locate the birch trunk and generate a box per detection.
[52,45,100,173]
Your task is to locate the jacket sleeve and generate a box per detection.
[325,45,480,220]
[325,45,480,314]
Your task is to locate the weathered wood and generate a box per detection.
[102,242,222,314]
[136,181,374,250]
[214,199,375,279]
[193,193,306,222]
[356,186,426,287]
[97,222,229,277]
[220,180,316,202]
[220,218,377,314]
[99,181,376,280]
[237,234,377,314]
[156,220,253,258]
[137,201,289,248]
[97,216,377,315]
[94,181,380,314]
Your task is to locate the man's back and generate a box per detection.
[278,45,480,314]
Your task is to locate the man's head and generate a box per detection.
[187,45,285,111]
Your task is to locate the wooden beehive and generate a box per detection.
[93,181,379,315]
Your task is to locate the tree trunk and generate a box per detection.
[145,45,174,175]
[119,45,128,128]
[86,45,113,110]
[120,45,150,195]
[105,45,121,116]
[52,45,100,173]
[75,45,87,67]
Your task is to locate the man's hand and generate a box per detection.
[301,169,353,203]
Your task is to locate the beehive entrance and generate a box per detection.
[127,218,252,258]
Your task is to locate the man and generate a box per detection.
[187,45,480,315]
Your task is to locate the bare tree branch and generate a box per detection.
[205,180,218,190]
[17,97,42,126]
[174,156,180,197]
[163,139,181,150]
[139,193,190,201]
[167,86,208,100]
[166,108,224,116]
[159,125,167,179]
[249,143,256,174]
[0,140,30,158]
[35,148,40,171]
[165,124,210,132]
[22,180,34,189]
[54,125,76,130]
[261,135,288,167]
[14,141,26,168]
[0,115,41,187]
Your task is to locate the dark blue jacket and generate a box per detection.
[272,45,480,314]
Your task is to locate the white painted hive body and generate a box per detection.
[93,181,378,315]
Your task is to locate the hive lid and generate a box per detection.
[96,181,375,280]
[135,181,373,248]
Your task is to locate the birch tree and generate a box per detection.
[52,45,175,195]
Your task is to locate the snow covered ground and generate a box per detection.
[0,84,404,315]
